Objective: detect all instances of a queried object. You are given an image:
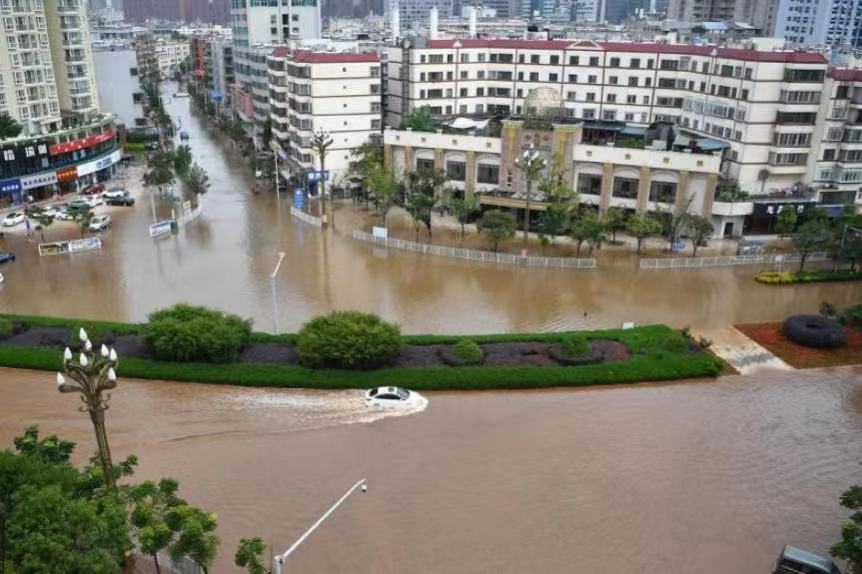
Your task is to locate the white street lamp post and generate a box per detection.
[271,251,286,334]
[272,479,368,574]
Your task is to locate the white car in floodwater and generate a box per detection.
[364,387,425,409]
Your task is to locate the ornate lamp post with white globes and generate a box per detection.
[56,327,119,490]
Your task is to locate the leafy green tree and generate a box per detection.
[228,121,247,148]
[603,207,628,243]
[173,145,193,177]
[166,505,219,574]
[12,425,74,464]
[405,191,436,240]
[349,141,383,205]
[400,106,437,132]
[448,193,480,240]
[538,202,571,248]
[570,211,606,257]
[625,214,664,255]
[185,163,210,196]
[235,538,271,574]
[831,485,862,574]
[367,164,398,225]
[146,165,176,195]
[0,114,22,140]
[839,240,862,272]
[775,206,798,237]
[478,209,516,253]
[129,479,185,574]
[687,215,715,257]
[31,214,55,243]
[792,217,835,271]
[70,206,93,239]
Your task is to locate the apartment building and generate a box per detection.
[386,38,832,196]
[93,47,146,129]
[154,39,191,79]
[0,0,121,207]
[231,0,322,132]
[774,0,862,47]
[267,48,382,184]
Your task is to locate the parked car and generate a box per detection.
[54,207,74,221]
[773,546,841,574]
[81,195,102,208]
[106,195,135,207]
[103,188,128,200]
[364,387,425,408]
[2,212,25,227]
[66,199,90,212]
[180,131,190,140]
[88,215,111,232]
[40,206,59,218]
[0,251,16,264]
[81,182,105,196]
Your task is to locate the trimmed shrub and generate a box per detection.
[782,314,847,349]
[560,335,590,359]
[452,339,483,365]
[143,304,252,363]
[756,270,862,285]
[844,304,862,331]
[662,334,690,354]
[0,317,11,339]
[297,311,401,369]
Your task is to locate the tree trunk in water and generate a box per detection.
[523,181,531,245]
[799,253,807,272]
[692,243,698,258]
[576,242,582,258]
[636,238,643,255]
[153,554,161,574]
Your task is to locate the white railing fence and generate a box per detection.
[352,230,596,269]
[639,251,831,269]
[176,201,203,226]
[290,206,322,227]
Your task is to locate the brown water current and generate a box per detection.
[0,367,859,573]
[0,88,857,333]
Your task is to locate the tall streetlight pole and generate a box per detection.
[271,251,286,334]
[272,479,368,574]
[56,328,120,490]
[514,144,545,246]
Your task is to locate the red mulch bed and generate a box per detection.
[735,322,862,369]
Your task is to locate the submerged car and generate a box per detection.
[106,194,135,206]
[0,251,16,264]
[2,212,24,227]
[773,545,841,574]
[88,215,112,232]
[364,387,425,408]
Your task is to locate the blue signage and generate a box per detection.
[210,89,223,102]
[307,171,329,183]
[293,187,304,209]
[671,241,686,251]
[0,178,22,203]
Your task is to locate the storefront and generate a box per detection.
[76,149,123,187]
[0,178,22,209]
[20,171,59,203]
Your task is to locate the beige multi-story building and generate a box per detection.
[386,38,831,197]
[268,48,382,185]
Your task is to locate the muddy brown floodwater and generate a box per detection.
[0,85,857,333]
[0,367,859,573]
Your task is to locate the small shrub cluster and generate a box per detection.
[756,270,862,285]
[0,317,11,339]
[297,311,401,369]
[560,335,590,359]
[143,304,252,363]
[662,334,690,354]
[452,339,483,365]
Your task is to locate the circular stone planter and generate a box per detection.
[781,315,847,349]
[438,347,485,367]
[548,344,604,366]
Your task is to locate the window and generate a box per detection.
[823,148,836,161]
[476,87,484,96]
[627,95,636,104]
[774,132,812,147]
[529,72,539,81]
[630,58,640,68]
[371,102,381,112]
[568,74,578,83]
[589,57,599,66]
[129,67,138,76]
[549,73,558,82]
[460,88,468,97]
[569,56,579,65]
[644,77,652,87]
[827,127,843,141]
[477,71,485,79]
[530,54,540,64]
[371,119,381,129]
[550,55,559,65]
[588,75,597,84]
[586,92,595,102]
[577,174,602,195]
[460,71,468,79]
[460,53,469,63]
[446,161,466,181]
[602,110,616,120]
[477,164,499,184]
[625,112,634,121]
[647,59,654,69]
[642,95,650,104]
[606,93,616,103]
[582,108,596,119]
[610,57,620,67]
[649,181,676,203]
[609,76,618,85]
[417,158,435,171]
[628,76,638,86]
[612,177,638,199]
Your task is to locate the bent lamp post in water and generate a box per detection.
[273,479,368,574]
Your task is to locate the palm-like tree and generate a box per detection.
[514,145,546,245]
[312,129,334,226]
[185,163,210,196]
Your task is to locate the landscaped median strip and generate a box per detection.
[754,269,862,285]
[0,314,724,390]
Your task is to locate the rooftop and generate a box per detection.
[286,49,380,63]
[419,39,827,64]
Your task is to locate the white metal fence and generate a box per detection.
[353,230,596,269]
[290,206,322,227]
[639,251,830,269]
[176,202,203,226]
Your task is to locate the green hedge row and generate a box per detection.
[0,314,723,390]
[0,345,722,391]
[755,270,862,285]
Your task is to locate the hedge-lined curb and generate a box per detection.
[755,270,862,285]
[0,314,724,390]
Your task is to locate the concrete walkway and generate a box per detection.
[695,326,793,375]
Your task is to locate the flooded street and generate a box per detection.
[0,367,859,573]
[0,87,856,333]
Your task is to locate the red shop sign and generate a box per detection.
[57,166,78,183]
[49,129,115,156]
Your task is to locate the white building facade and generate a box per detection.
[268,48,382,185]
